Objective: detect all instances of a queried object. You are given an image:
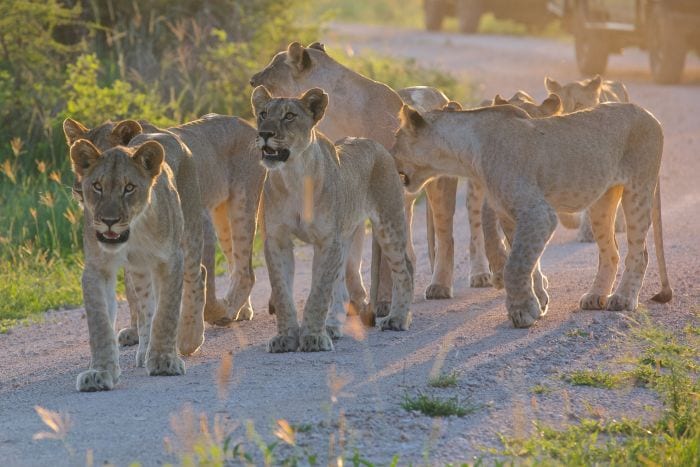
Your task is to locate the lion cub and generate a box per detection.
[252,86,413,352]
[393,102,672,328]
[70,138,188,391]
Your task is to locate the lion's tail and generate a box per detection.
[650,179,673,303]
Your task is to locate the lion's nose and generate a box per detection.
[258,131,275,141]
[100,217,120,228]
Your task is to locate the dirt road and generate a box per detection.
[1,24,698,466]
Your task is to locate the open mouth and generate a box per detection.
[261,146,290,162]
[96,229,130,244]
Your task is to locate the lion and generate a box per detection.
[392,102,672,328]
[250,41,468,311]
[252,86,413,352]
[63,115,265,333]
[69,137,191,391]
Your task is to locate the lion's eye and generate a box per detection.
[124,183,135,194]
[259,111,267,120]
[284,112,296,121]
[92,182,102,193]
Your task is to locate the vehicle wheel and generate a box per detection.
[457,0,482,34]
[648,3,686,84]
[574,3,608,75]
[425,0,446,31]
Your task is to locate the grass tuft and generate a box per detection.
[428,371,458,388]
[402,393,477,417]
[565,369,622,389]
[530,384,554,395]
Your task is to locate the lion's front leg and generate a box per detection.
[76,266,121,392]
[265,234,300,353]
[504,201,558,328]
[299,241,342,352]
[146,255,185,376]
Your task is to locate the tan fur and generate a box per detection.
[252,86,413,352]
[545,75,630,241]
[393,102,672,328]
[70,139,187,391]
[63,116,265,332]
[250,42,457,308]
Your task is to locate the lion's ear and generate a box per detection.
[63,118,89,146]
[586,74,602,91]
[442,101,462,111]
[111,120,143,145]
[251,85,273,117]
[300,88,328,123]
[287,41,311,72]
[307,41,326,53]
[493,94,509,106]
[399,104,426,134]
[544,77,561,93]
[539,93,562,116]
[70,139,102,178]
[132,141,164,179]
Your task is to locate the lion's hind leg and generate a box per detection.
[579,186,623,310]
[369,215,413,332]
[606,186,653,311]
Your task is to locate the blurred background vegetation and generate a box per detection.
[0,0,463,326]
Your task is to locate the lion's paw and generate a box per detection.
[146,352,185,376]
[299,333,333,352]
[267,335,299,353]
[117,327,139,347]
[491,271,505,290]
[374,300,391,318]
[606,293,637,312]
[507,297,543,328]
[203,299,228,325]
[177,327,204,356]
[580,293,608,310]
[469,272,492,288]
[378,312,412,331]
[234,305,254,322]
[76,368,118,392]
[326,325,343,340]
[425,284,453,299]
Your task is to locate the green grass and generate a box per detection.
[530,384,554,395]
[500,317,700,465]
[564,369,623,389]
[565,328,590,338]
[428,371,458,388]
[401,393,477,417]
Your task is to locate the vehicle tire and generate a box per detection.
[425,0,446,31]
[648,3,687,84]
[574,3,608,75]
[457,0,482,34]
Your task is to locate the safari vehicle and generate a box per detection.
[548,0,700,83]
[424,0,552,34]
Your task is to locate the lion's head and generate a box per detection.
[69,139,164,251]
[251,85,328,170]
[544,75,602,113]
[391,105,450,194]
[63,119,145,204]
[249,42,327,96]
